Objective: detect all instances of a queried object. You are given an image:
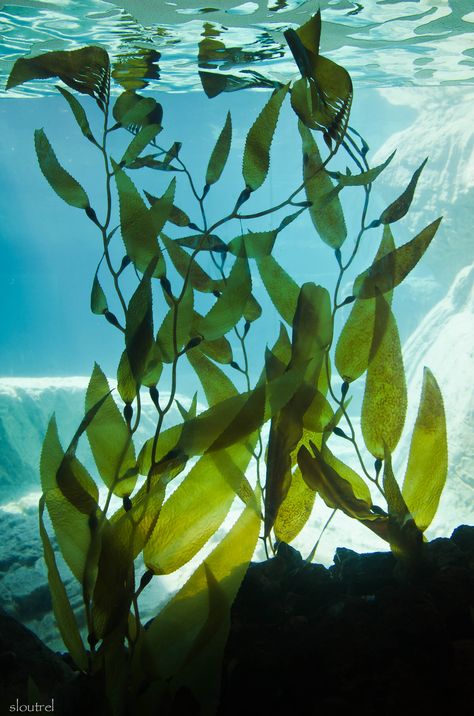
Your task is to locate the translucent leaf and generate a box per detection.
[176,233,227,254]
[383,445,411,523]
[40,418,97,581]
[144,442,255,574]
[7,46,110,111]
[121,124,162,167]
[242,84,289,191]
[197,256,251,340]
[161,233,223,294]
[290,283,332,375]
[156,283,194,363]
[143,496,260,685]
[228,230,276,259]
[117,350,136,404]
[90,274,108,315]
[322,443,372,504]
[125,262,155,383]
[206,111,232,186]
[274,468,316,543]
[361,293,407,458]
[335,226,395,382]
[244,293,262,324]
[197,319,233,365]
[333,151,396,186]
[402,368,448,531]
[85,364,137,497]
[113,164,173,274]
[57,86,97,145]
[299,121,346,248]
[353,218,442,298]
[187,348,237,406]
[34,129,90,209]
[298,442,378,523]
[39,496,88,671]
[380,157,428,225]
[256,255,299,325]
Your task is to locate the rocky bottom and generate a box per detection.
[1,525,473,715]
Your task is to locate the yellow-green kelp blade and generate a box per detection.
[274,467,316,544]
[402,367,448,531]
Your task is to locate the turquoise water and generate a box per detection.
[0,0,473,649]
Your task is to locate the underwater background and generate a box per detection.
[0,0,473,652]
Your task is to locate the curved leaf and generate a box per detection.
[90,274,108,315]
[334,151,396,186]
[361,293,407,458]
[187,349,237,406]
[113,90,162,129]
[121,124,162,167]
[274,467,316,544]
[256,255,299,325]
[206,111,232,186]
[196,256,251,340]
[34,129,90,209]
[156,283,194,363]
[57,86,97,145]
[125,262,155,383]
[161,233,223,294]
[299,121,346,248]
[85,364,137,497]
[353,217,442,298]
[380,157,428,225]
[335,225,395,382]
[242,84,289,191]
[402,368,448,531]
[7,46,110,111]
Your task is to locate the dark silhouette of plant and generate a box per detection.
[6,10,447,715]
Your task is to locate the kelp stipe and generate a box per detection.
[7,10,447,714]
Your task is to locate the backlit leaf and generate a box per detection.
[85,364,137,497]
[336,225,395,382]
[112,90,162,129]
[125,261,155,383]
[117,350,136,404]
[39,496,88,672]
[187,348,237,406]
[34,129,90,209]
[242,84,289,191]
[161,233,223,294]
[361,293,407,458]
[197,256,251,340]
[353,218,442,298]
[90,274,108,315]
[156,283,194,363]
[206,111,232,186]
[299,121,346,248]
[380,157,428,225]
[244,293,262,323]
[402,367,448,531]
[256,255,299,325]
[333,151,396,186]
[121,124,162,167]
[274,467,316,543]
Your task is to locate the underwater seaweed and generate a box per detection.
[6,10,448,715]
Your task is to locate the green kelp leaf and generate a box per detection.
[285,13,352,148]
[197,256,251,341]
[402,367,448,531]
[7,46,110,111]
[113,163,173,274]
[139,364,305,477]
[125,261,155,383]
[176,233,228,254]
[242,84,289,191]
[39,496,88,672]
[85,364,137,497]
[169,204,190,227]
[380,157,428,225]
[161,233,223,294]
[244,293,262,324]
[112,90,162,129]
[382,446,422,558]
[383,445,411,524]
[142,340,163,388]
[265,323,292,381]
[90,274,108,315]
[144,441,255,574]
[256,255,299,326]
[121,124,162,167]
[143,496,260,684]
[333,151,396,187]
[117,350,136,404]
[34,129,90,209]
[187,348,237,406]
[57,86,97,145]
[264,284,332,536]
[40,418,97,582]
[199,332,233,365]
[322,444,372,504]
[299,121,346,249]
[336,225,395,382]
[228,230,277,260]
[156,283,194,363]
[290,77,317,130]
[353,218,442,298]
[205,111,232,187]
[298,442,377,522]
[361,293,407,459]
[274,467,316,543]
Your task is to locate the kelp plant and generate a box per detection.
[7,10,447,716]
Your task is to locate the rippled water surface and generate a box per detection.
[1,0,473,95]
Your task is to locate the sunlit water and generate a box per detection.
[0,0,473,649]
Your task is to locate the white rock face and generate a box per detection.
[373,86,474,284]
